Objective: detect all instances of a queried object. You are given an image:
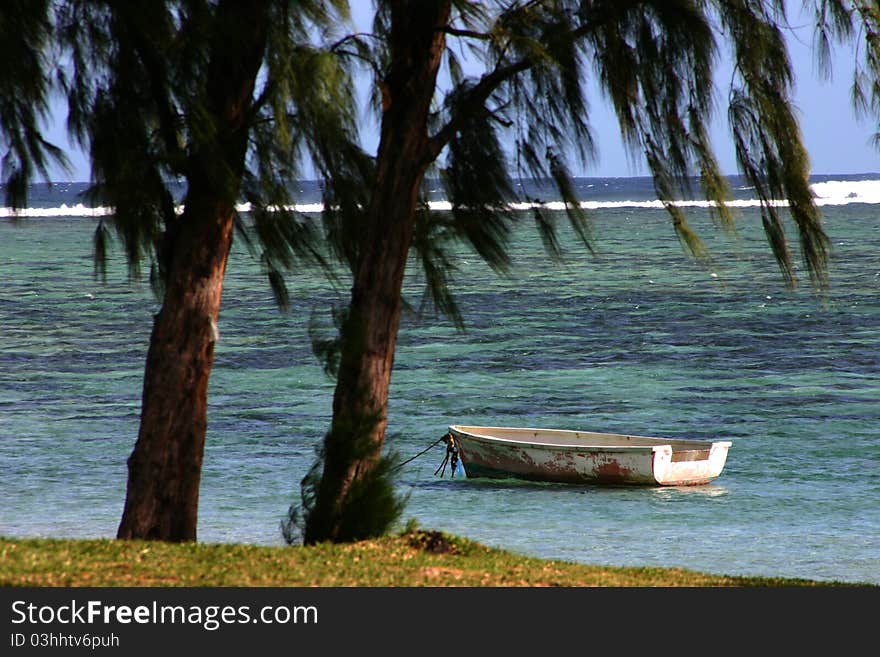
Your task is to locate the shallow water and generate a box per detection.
[1,183,878,584]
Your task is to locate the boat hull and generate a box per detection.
[448,425,731,486]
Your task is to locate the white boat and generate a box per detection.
[446,425,731,486]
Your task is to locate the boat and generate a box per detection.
[445,425,731,486]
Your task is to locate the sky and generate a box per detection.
[43,3,879,182]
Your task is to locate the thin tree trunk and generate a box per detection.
[117,1,268,542]
[305,0,452,544]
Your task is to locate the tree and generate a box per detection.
[54,0,354,542]
[299,0,880,543]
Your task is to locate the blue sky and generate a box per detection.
[44,4,879,181]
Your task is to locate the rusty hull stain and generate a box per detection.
[593,458,633,484]
[462,440,641,484]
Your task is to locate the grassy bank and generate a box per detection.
[0,529,848,587]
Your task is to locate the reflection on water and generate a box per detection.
[650,484,730,500]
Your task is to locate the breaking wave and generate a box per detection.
[3,176,880,218]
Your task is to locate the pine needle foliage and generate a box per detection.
[326,0,853,332]
[55,0,355,296]
[0,0,68,208]
[284,421,409,546]
[426,1,880,309]
[718,1,827,289]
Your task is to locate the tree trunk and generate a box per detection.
[117,1,268,542]
[305,0,452,544]
[116,189,232,541]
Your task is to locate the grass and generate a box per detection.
[0,528,855,587]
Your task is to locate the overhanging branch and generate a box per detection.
[426,57,531,161]
[425,13,598,162]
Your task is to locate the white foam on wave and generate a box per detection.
[808,179,880,205]
[0,203,114,218]
[4,178,879,217]
[234,202,325,214]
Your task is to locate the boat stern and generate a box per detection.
[651,441,732,486]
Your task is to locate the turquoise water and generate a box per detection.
[1,188,878,584]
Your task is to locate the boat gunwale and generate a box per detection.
[449,424,732,454]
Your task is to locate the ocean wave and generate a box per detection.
[3,178,879,217]
[0,203,114,218]
[808,179,880,205]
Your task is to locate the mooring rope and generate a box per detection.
[394,434,447,472]
[392,432,461,479]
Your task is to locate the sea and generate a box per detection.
[1,174,878,585]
